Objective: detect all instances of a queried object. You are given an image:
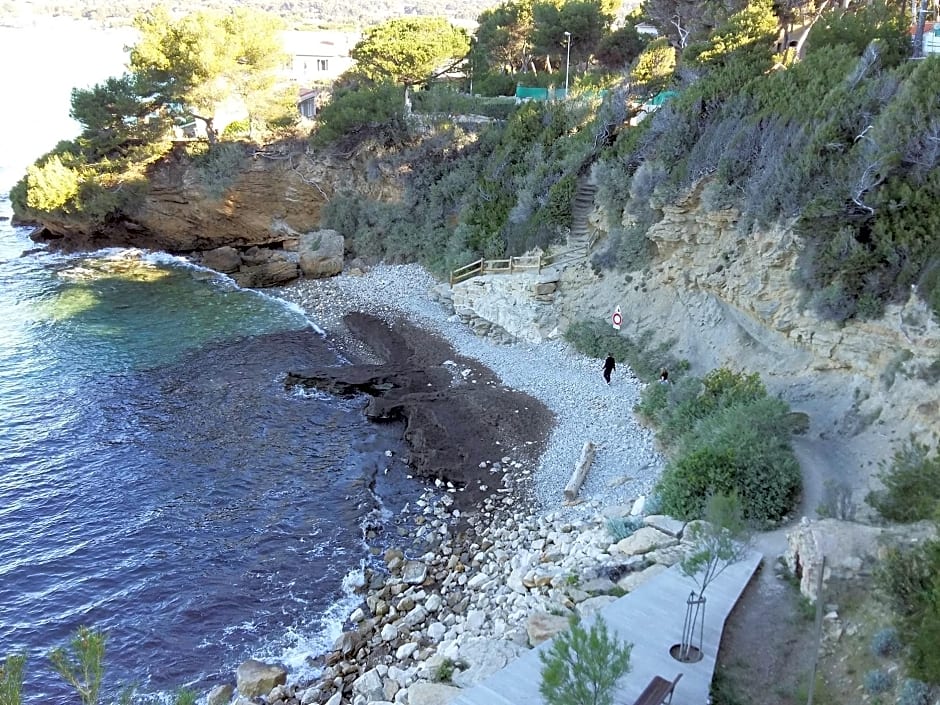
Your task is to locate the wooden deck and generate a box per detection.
[452,551,763,705]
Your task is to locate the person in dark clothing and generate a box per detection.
[603,354,616,384]
[660,368,669,384]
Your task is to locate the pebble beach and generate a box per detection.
[273,263,665,518]
[231,263,685,705]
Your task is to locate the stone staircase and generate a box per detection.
[568,175,598,251]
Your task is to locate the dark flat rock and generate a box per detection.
[286,313,553,508]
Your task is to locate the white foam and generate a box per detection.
[255,561,367,685]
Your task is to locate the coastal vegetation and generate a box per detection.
[539,615,633,705]
[0,0,494,27]
[7,0,940,698]
[638,368,801,524]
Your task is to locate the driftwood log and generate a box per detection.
[564,441,596,501]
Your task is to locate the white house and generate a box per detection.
[279,30,359,84]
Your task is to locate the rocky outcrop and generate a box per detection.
[784,517,936,602]
[235,659,287,698]
[298,229,344,278]
[450,271,563,343]
[27,139,402,261]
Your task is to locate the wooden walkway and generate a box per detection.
[452,551,763,705]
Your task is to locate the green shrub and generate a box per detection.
[539,615,632,705]
[563,319,679,382]
[310,81,406,147]
[193,142,248,200]
[49,626,106,705]
[653,368,767,444]
[606,516,643,542]
[863,669,894,694]
[867,440,940,522]
[0,654,26,705]
[656,396,801,523]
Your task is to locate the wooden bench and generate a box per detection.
[631,673,683,705]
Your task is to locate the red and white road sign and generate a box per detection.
[612,305,622,330]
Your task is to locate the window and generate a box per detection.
[316,59,329,72]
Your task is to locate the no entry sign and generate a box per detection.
[612,305,622,330]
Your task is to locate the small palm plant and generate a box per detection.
[49,626,106,705]
[539,615,633,705]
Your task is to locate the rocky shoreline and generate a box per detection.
[205,264,673,705]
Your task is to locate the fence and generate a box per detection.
[449,234,598,286]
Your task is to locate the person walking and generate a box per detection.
[659,368,669,384]
[603,353,616,384]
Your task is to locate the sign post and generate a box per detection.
[612,306,622,331]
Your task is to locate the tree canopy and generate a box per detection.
[129,6,286,141]
[350,17,471,89]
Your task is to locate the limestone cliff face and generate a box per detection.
[30,141,404,253]
[559,180,938,476]
[452,179,938,494]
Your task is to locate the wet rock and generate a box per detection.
[235,659,287,698]
[206,684,234,705]
[202,246,241,273]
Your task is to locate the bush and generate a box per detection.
[563,319,679,382]
[0,654,26,705]
[311,81,406,147]
[656,396,801,523]
[864,669,895,694]
[867,440,940,522]
[870,627,902,658]
[193,142,248,200]
[539,615,632,705]
[49,626,106,705]
[898,678,930,705]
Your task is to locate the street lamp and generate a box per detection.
[564,31,571,97]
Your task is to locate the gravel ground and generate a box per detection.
[272,263,665,518]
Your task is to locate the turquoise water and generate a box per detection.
[0,22,420,701]
[0,199,420,703]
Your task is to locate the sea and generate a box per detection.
[0,20,422,703]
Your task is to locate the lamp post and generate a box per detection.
[564,31,571,97]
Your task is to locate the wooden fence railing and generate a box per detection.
[450,233,599,286]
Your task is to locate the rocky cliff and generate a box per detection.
[29,140,404,255]
[451,178,939,508]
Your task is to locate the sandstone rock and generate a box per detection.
[235,659,287,698]
[407,682,462,705]
[207,684,234,705]
[299,229,344,278]
[232,259,299,288]
[352,667,384,702]
[610,527,679,556]
[202,246,241,273]
[784,518,898,601]
[643,515,686,538]
[526,611,571,646]
[617,563,668,593]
